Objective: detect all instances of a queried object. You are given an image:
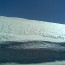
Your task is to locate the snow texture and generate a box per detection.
[0,16,65,42]
[0,16,65,64]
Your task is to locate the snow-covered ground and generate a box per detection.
[0,16,65,42]
[0,16,65,65]
[0,61,65,65]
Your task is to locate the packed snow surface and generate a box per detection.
[0,16,65,42]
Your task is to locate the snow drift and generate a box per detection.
[0,16,65,64]
[0,16,65,42]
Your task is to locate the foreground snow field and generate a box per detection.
[0,16,65,65]
[0,61,65,65]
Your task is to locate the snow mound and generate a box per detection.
[0,16,65,42]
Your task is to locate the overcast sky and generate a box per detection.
[0,0,65,24]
